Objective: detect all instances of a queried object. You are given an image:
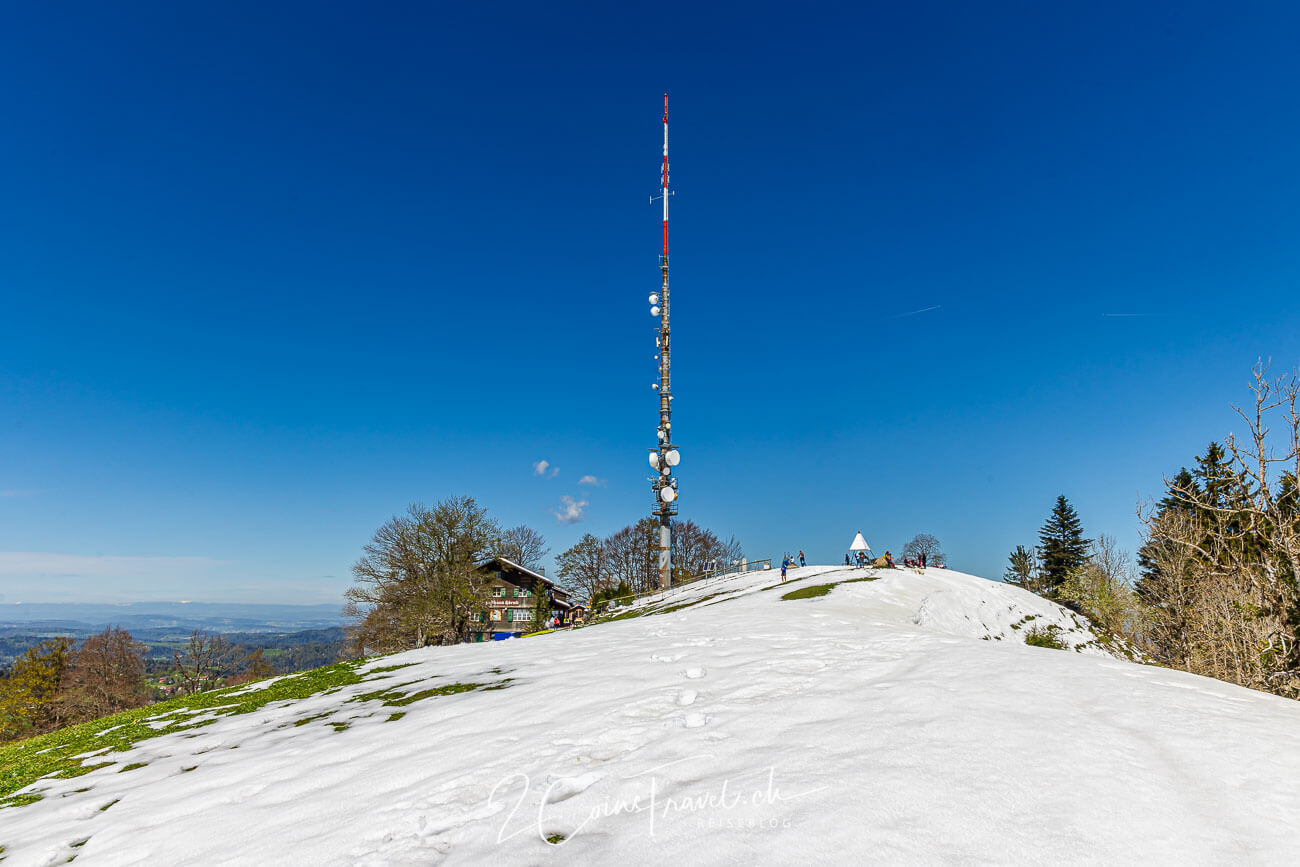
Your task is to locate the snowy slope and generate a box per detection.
[5,566,1300,865]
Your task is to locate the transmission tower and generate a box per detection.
[648,93,679,590]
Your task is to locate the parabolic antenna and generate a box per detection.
[650,306,661,316]
[664,449,680,467]
[648,452,661,470]
[660,487,677,503]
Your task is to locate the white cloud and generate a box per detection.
[551,496,588,525]
[578,475,605,487]
[0,552,223,578]
[533,460,550,477]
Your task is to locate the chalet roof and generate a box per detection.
[479,557,571,603]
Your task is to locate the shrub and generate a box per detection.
[1024,625,1067,650]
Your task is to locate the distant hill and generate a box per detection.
[0,601,346,632]
[0,603,351,670]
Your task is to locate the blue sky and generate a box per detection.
[3,2,1300,603]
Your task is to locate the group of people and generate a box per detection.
[779,550,806,581]
[845,549,894,569]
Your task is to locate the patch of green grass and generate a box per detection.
[599,607,648,623]
[546,833,566,845]
[365,663,417,674]
[370,682,483,707]
[0,658,369,806]
[292,712,333,727]
[522,629,555,637]
[98,799,119,812]
[781,583,837,600]
[386,712,406,722]
[780,575,880,601]
[328,722,350,733]
[1024,625,1068,650]
[118,763,147,773]
[0,792,43,809]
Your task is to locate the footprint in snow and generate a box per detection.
[544,772,605,804]
[677,689,698,706]
[683,667,707,679]
[651,652,686,663]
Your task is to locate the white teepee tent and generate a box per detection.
[849,532,870,552]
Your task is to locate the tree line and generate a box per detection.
[555,518,743,604]
[1005,363,1300,700]
[1,627,291,743]
[343,497,742,654]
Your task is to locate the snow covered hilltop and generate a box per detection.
[5,565,1300,864]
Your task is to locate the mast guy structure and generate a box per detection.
[648,93,679,590]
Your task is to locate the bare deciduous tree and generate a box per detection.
[555,533,609,603]
[902,533,944,563]
[61,627,148,721]
[1139,362,1300,696]
[172,630,234,695]
[498,525,550,572]
[1056,535,1143,641]
[603,519,659,594]
[344,497,500,653]
[672,520,730,581]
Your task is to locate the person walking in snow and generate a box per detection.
[781,557,789,582]
[798,550,806,567]
[844,553,851,566]
[920,551,927,569]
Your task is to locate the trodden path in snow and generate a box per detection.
[3,566,1299,865]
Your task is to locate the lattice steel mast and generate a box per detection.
[648,93,679,590]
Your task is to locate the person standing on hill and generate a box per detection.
[920,551,927,569]
[781,557,789,582]
[798,550,806,567]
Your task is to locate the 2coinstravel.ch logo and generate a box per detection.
[489,758,823,846]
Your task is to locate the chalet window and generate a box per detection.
[492,587,504,598]
[512,609,532,622]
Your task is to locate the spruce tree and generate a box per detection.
[1136,468,1197,601]
[1004,545,1039,591]
[1037,495,1090,595]
[532,581,552,628]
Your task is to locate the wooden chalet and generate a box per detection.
[469,557,576,642]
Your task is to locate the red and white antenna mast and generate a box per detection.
[649,93,678,590]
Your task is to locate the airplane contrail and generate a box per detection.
[891,304,941,319]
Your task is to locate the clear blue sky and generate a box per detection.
[3,2,1300,603]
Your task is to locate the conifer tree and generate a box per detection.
[0,637,72,741]
[1136,468,1198,602]
[532,580,552,627]
[1037,495,1091,595]
[1004,545,1040,592]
